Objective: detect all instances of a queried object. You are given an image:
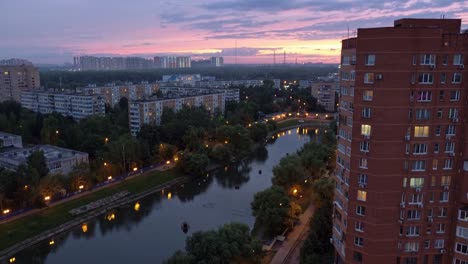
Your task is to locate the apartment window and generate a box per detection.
[404,242,419,252]
[356,205,366,216]
[415,109,430,120]
[412,55,417,65]
[434,143,439,153]
[442,55,448,65]
[446,125,456,135]
[432,159,438,170]
[357,190,367,201]
[420,54,435,65]
[441,176,451,186]
[365,54,375,65]
[360,141,369,152]
[448,108,458,119]
[362,107,371,118]
[440,73,446,84]
[439,90,444,100]
[358,174,368,185]
[409,193,423,204]
[454,54,464,65]
[362,90,373,101]
[364,73,374,84]
[406,226,420,236]
[354,237,364,247]
[436,223,445,234]
[355,221,364,232]
[454,258,468,264]
[439,207,447,217]
[457,226,468,239]
[443,159,453,170]
[342,56,350,65]
[417,91,432,101]
[450,90,460,101]
[419,73,433,84]
[436,108,442,118]
[456,243,468,255]
[435,126,441,136]
[405,144,410,154]
[361,124,371,136]
[431,176,436,187]
[414,126,429,137]
[424,240,430,249]
[428,192,434,203]
[413,143,427,154]
[410,177,424,187]
[440,192,449,203]
[459,210,468,221]
[453,72,462,83]
[444,142,454,153]
[359,158,368,169]
[434,239,444,249]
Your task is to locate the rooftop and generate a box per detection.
[0,145,87,163]
[0,132,22,139]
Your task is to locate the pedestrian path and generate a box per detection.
[270,204,315,264]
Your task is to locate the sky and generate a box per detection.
[2,0,468,64]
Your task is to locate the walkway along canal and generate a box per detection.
[7,126,323,264]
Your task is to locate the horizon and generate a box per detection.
[2,0,467,65]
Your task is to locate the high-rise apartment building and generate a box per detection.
[210,57,224,67]
[333,19,467,264]
[158,56,191,69]
[0,64,40,102]
[311,81,337,112]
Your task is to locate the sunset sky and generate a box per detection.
[2,0,467,64]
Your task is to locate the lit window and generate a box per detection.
[441,176,451,186]
[361,124,371,136]
[362,90,373,101]
[414,126,429,137]
[364,73,374,84]
[357,190,367,201]
[410,177,424,187]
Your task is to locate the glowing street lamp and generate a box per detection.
[3,209,10,214]
[107,176,113,180]
[49,240,55,245]
[293,188,298,195]
[9,257,15,263]
[81,223,88,233]
[105,137,109,143]
[133,167,138,172]
[167,192,172,199]
[166,160,171,165]
[44,196,51,201]
[134,202,140,212]
[55,130,59,134]
[79,185,84,190]
[224,140,228,144]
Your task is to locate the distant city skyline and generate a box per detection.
[2,0,467,64]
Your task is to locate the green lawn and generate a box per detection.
[0,169,182,251]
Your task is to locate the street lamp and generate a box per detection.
[3,209,10,214]
[44,196,51,201]
[79,185,84,190]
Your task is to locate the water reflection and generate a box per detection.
[13,127,321,264]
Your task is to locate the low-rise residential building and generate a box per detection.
[78,82,159,106]
[0,132,23,148]
[21,91,105,120]
[129,92,225,136]
[162,74,201,86]
[311,81,336,112]
[0,145,88,175]
[159,86,239,102]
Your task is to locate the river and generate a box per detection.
[13,127,321,264]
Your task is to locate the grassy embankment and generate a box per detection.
[0,169,182,251]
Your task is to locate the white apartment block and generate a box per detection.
[311,81,337,112]
[21,91,105,120]
[129,92,225,136]
[0,132,23,148]
[78,83,159,106]
[0,145,89,175]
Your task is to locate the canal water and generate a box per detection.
[13,127,321,264]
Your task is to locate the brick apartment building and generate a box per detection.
[333,19,468,264]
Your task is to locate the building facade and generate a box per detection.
[21,91,105,120]
[0,132,23,149]
[333,19,467,264]
[73,56,154,71]
[311,81,336,112]
[0,145,88,175]
[129,93,225,136]
[78,83,159,106]
[0,64,40,102]
[157,56,192,69]
[210,57,224,67]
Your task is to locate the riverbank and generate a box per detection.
[0,168,184,256]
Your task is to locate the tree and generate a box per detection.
[38,174,67,199]
[272,154,307,189]
[210,144,231,164]
[183,127,205,152]
[167,222,262,264]
[311,177,335,208]
[249,123,268,142]
[178,152,209,178]
[251,186,291,236]
[27,150,49,178]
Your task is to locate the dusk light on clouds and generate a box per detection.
[2,0,467,64]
